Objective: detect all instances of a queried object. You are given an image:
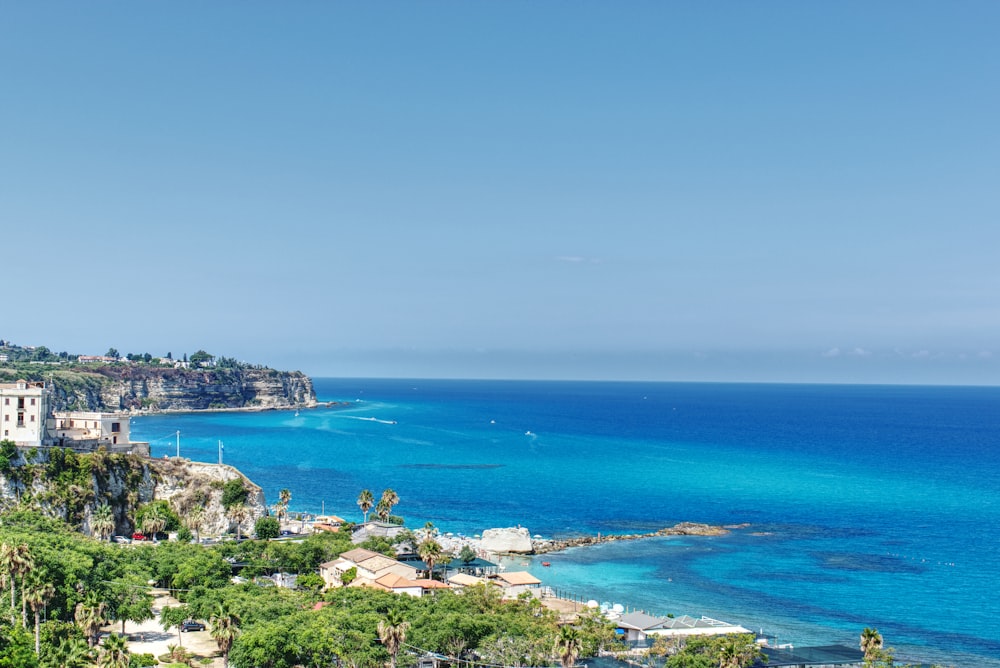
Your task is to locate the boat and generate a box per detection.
[541,561,551,567]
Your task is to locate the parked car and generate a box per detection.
[112,535,130,544]
[180,620,206,632]
[131,533,147,541]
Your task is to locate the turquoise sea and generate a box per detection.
[131,379,1000,667]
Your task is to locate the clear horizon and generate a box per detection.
[3,3,998,386]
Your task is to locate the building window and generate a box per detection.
[3,398,8,405]
[30,415,35,422]
[17,398,24,409]
[111,422,121,433]
[3,415,8,421]
[30,398,36,406]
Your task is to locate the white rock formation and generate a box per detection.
[480,527,533,553]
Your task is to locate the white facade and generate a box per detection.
[50,411,131,447]
[0,380,51,445]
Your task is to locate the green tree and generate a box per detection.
[140,505,166,542]
[555,625,582,668]
[377,609,410,668]
[210,601,240,668]
[43,637,95,668]
[185,505,204,544]
[228,503,250,541]
[417,539,442,580]
[459,544,477,565]
[75,598,108,647]
[106,570,153,635]
[24,575,55,655]
[0,625,38,668]
[221,480,248,510]
[357,489,374,524]
[255,517,280,541]
[189,350,214,366]
[91,504,116,542]
[97,631,130,668]
[377,489,399,521]
[159,605,191,647]
[860,627,883,663]
[715,634,764,668]
[105,349,119,359]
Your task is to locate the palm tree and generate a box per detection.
[210,601,240,668]
[186,505,205,544]
[141,504,166,542]
[48,637,96,668]
[860,627,883,663]
[92,503,116,541]
[6,543,35,627]
[278,488,292,525]
[379,489,399,519]
[716,634,764,668]
[0,543,34,623]
[24,575,55,655]
[555,625,582,668]
[418,538,442,580]
[98,631,130,668]
[377,609,410,668]
[75,598,108,647]
[0,542,15,618]
[357,489,374,523]
[228,502,250,540]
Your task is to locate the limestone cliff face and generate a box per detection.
[0,449,267,538]
[48,366,316,412]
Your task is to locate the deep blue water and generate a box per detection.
[131,379,1000,667]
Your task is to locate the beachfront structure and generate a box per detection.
[1,380,51,445]
[319,548,419,589]
[370,573,451,597]
[616,612,751,643]
[351,520,407,544]
[493,571,543,598]
[311,515,345,533]
[447,573,491,588]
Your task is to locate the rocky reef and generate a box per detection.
[45,365,316,413]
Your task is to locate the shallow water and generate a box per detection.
[132,379,1000,666]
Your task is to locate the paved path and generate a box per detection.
[101,589,222,667]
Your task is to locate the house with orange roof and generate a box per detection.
[371,573,451,597]
[493,571,542,598]
[319,547,418,589]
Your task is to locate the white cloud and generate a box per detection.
[821,347,841,358]
[849,347,872,357]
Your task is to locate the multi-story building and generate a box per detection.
[0,379,147,454]
[0,380,51,445]
[50,411,131,447]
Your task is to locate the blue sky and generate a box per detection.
[2,3,998,384]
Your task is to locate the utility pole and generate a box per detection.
[218,440,223,465]
[175,430,180,458]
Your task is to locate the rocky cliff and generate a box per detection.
[44,365,316,412]
[0,448,267,538]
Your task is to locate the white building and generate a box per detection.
[0,380,51,445]
[0,379,147,454]
[50,411,131,447]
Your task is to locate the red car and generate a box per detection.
[131,533,147,541]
